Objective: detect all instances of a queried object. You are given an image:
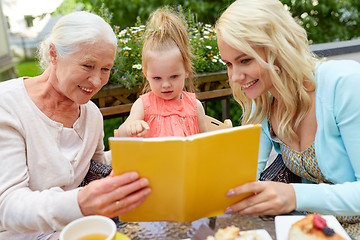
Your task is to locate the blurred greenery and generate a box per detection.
[206,99,243,127]
[104,117,124,150]
[281,0,360,44]
[56,0,360,44]
[60,0,232,29]
[15,60,43,77]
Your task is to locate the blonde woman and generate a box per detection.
[216,0,360,238]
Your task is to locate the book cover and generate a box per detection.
[109,124,261,222]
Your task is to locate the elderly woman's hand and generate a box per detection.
[225,181,296,216]
[78,172,151,218]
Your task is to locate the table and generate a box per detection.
[116,214,276,239]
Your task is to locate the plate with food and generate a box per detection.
[205,226,272,240]
[275,214,351,240]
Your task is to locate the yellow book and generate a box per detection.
[109,124,261,222]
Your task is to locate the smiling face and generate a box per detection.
[143,47,188,100]
[217,38,275,100]
[51,40,116,105]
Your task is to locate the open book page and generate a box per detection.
[111,138,187,221]
[183,125,260,222]
[109,124,261,222]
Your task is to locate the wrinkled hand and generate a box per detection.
[126,120,149,137]
[225,181,296,216]
[78,171,151,218]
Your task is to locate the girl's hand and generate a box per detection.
[225,181,296,216]
[78,171,151,218]
[126,120,149,137]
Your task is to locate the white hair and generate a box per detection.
[38,11,117,69]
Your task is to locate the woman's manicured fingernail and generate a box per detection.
[140,178,149,187]
[225,208,233,214]
[226,190,235,197]
[130,172,139,180]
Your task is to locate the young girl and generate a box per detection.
[117,7,207,138]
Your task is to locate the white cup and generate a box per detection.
[59,215,116,240]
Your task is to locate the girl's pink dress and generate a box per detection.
[141,91,199,138]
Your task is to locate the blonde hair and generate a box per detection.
[215,0,318,141]
[141,6,195,93]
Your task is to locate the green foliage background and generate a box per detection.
[56,0,360,44]
[282,0,360,44]
[15,60,43,78]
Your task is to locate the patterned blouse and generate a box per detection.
[270,125,360,239]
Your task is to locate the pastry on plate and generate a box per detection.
[288,214,346,240]
[206,226,240,240]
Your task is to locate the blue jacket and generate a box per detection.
[258,60,360,215]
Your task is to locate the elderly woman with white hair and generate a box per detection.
[0,11,151,239]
